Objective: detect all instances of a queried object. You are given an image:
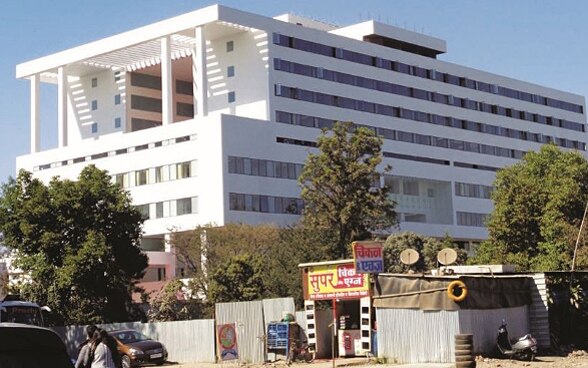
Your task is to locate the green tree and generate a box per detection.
[0,166,148,325]
[422,233,468,269]
[384,232,467,273]
[299,121,397,259]
[383,232,428,273]
[173,223,331,308]
[147,279,203,322]
[207,253,265,302]
[472,144,588,271]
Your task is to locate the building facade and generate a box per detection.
[15,5,587,281]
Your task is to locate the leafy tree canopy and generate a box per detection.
[207,253,265,302]
[0,166,148,324]
[147,279,202,322]
[299,121,397,259]
[383,232,467,273]
[172,223,332,309]
[471,144,588,271]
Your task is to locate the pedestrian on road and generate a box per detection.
[75,324,98,368]
[84,329,122,368]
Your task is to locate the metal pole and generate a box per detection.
[572,199,588,273]
[332,299,337,368]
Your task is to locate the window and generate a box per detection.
[154,166,164,183]
[114,117,121,129]
[91,100,98,110]
[115,174,126,188]
[130,73,161,90]
[91,122,98,134]
[115,94,121,105]
[136,204,150,219]
[228,91,236,103]
[226,40,234,52]
[155,202,164,219]
[176,102,194,117]
[91,78,97,87]
[114,71,121,82]
[131,95,162,113]
[176,162,191,179]
[176,80,193,95]
[135,169,148,186]
[227,65,235,77]
[403,181,419,196]
[177,197,192,215]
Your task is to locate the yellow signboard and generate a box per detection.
[307,263,369,300]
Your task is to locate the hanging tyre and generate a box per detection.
[447,280,468,302]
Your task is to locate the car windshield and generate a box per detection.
[113,331,150,343]
[0,306,43,326]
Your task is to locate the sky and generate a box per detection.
[1,0,587,182]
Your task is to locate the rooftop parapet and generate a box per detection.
[330,20,446,58]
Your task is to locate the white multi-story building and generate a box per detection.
[14,5,587,281]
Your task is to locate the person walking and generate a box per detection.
[75,325,98,368]
[84,329,122,368]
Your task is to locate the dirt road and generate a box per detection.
[169,351,588,368]
[476,351,588,368]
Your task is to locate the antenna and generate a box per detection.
[400,248,420,269]
[438,248,458,266]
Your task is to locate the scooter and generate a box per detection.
[496,320,537,361]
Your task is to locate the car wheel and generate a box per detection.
[122,354,132,368]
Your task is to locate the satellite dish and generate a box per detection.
[400,249,420,265]
[437,248,458,266]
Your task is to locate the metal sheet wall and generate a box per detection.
[458,305,529,354]
[215,300,265,363]
[262,297,295,324]
[52,319,215,363]
[529,273,550,348]
[376,309,460,363]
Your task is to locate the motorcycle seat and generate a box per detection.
[517,334,532,342]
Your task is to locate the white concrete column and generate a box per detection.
[161,36,173,125]
[192,26,208,117]
[164,233,176,279]
[57,67,68,147]
[30,74,40,153]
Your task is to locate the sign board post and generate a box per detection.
[352,241,384,273]
[306,263,369,300]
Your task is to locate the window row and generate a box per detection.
[275,84,584,151]
[229,192,304,215]
[272,33,583,114]
[275,109,526,160]
[455,182,493,199]
[457,211,488,227]
[113,160,196,188]
[228,156,303,180]
[274,59,584,133]
[89,117,122,135]
[135,196,198,220]
[35,134,196,171]
[130,73,194,97]
[275,133,500,173]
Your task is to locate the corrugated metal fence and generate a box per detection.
[376,309,459,363]
[376,305,528,363]
[52,319,215,363]
[215,297,295,364]
[51,297,295,365]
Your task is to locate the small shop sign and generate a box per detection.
[352,241,384,273]
[307,263,369,300]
